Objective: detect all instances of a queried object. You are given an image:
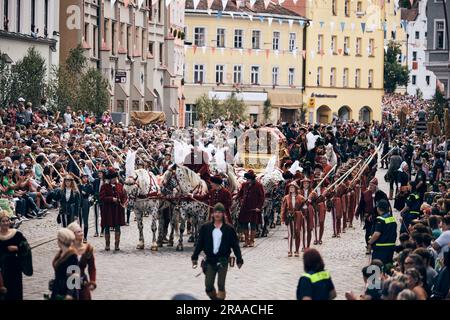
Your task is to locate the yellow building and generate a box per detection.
[285,0,384,123]
[305,0,385,123]
[184,0,307,126]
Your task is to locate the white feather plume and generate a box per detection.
[289,160,303,174]
[125,150,136,178]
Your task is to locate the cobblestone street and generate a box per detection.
[21,167,391,300]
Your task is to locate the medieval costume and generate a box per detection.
[183,147,211,182]
[51,247,79,300]
[280,183,306,256]
[236,170,265,247]
[300,178,315,249]
[99,169,127,251]
[195,175,233,224]
[78,243,96,300]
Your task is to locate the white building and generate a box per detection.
[404,0,436,99]
[0,0,60,79]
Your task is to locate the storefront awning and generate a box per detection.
[268,92,302,109]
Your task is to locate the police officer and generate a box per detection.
[367,199,397,265]
[399,180,422,233]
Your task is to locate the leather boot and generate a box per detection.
[114,231,121,251]
[249,230,256,247]
[217,290,226,300]
[105,234,110,251]
[206,289,217,300]
[243,231,249,248]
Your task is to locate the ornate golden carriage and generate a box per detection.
[237,127,287,173]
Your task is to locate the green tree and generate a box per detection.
[194,94,214,125]
[78,68,110,114]
[222,93,247,122]
[384,41,409,93]
[0,52,13,107]
[431,88,447,121]
[263,99,272,123]
[10,47,47,107]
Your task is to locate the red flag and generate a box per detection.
[265,49,270,59]
[338,48,342,55]
[211,47,216,54]
[248,49,252,56]
[193,45,197,54]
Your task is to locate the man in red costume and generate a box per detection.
[183,141,211,182]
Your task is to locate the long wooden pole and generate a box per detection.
[41,154,64,180]
[325,159,362,193]
[65,149,84,176]
[82,148,98,172]
[98,139,114,167]
[314,163,337,193]
[137,139,153,160]
[351,143,383,185]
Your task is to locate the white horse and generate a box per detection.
[161,164,209,251]
[259,169,285,237]
[124,168,163,251]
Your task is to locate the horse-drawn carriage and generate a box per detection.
[237,127,288,173]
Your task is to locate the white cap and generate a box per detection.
[18,97,25,102]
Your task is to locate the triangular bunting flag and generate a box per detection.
[111,0,117,8]
[310,50,315,59]
[138,0,145,9]
[361,22,366,33]
[340,22,345,32]
[255,49,260,56]
[184,45,187,54]
[230,13,234,19]
[278,19,283,25]
[319,21,324,28]
[268,17,273,26]
[250,0,257,8]
[207,9,212,15]
[165,0,172,7]
[207,0,214,8]
[211,47,216,54]
[351,23,355,32]
[279,0,286,4]
[221,0,227,10]
[288,19,294,28]
[193,45,197,54]
[217,11,223,19]
[249,14,253,22]
[264,0,271,8]
[338,48,342,54]
[193,0,200,9]
[294,0,298,3]
[239,49,243,55]
[201,46,207,54]
[248,49,252,56]
[330,21,335,31]
[265,49,270,59]
[299,20,305,28]
[259,16,264,23]
[124,0,129,7]
[220,48,224,55]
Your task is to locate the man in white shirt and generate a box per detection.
[433,215,450,260]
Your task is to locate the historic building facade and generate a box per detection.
[59,0,184,126]
[183,0,307,126]
[285,0,384,123]
[0,0,59,79]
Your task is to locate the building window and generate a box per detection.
[148,42,154,56]
[368,69,373,88]
[343,68,349,87]
[357,1,362,12]
[234,29,243,48]
[159,42,163,64]
[344,37,350,55]
[330,68,336,87]
[272,67,279,85]
[3,0,9,31]
[318,34,323,53]
[44,0,48,37]
[289,33,296,52]
[355,68,361,88]
[435,20,445,50]
[356,38,362,55]
[215,65,224,84]
[158,0,162,22]
[344,0,350,16]
[273,31,280,50]
[252,30,261,49]
[412,75,417,85]
[426,76,430,85]
[116,100,125,113]
[93,26,98,57]
[331,36,337,54]
[31,0,36,32]
[216,28,225,48]
[132,100,140,111]
[368,39,375,56]
[415,31,420,39]
[112,21,117,54]
[194,27,205,46]
[251,66,260,85]
[288,68,295,86]
[16,0,21,33]
[194,64,205,83]
[412,51,417,61]
[233,65,243,84]
[317,67,323,86]
[332,0,337,15]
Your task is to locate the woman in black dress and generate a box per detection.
[51,228,79,300]
[55,175,80,227]
[0,210,32,300]
[394,161,410,211]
